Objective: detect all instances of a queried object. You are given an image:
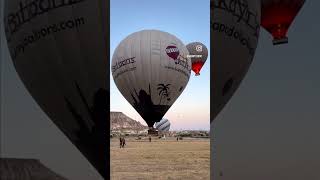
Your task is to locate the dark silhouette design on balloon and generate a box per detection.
[179,86,184,92]
[130,84,170,128]
[64,82,108,179]
[157,83,171,104]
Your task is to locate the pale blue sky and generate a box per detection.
[110,0,210,130]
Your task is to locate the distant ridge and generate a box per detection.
[110,112,148,131]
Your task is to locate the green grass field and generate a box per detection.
[110,137,210,180]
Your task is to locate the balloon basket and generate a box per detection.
[273,37,288,45]
[148,129,159,136]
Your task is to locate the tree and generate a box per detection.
[157,83,171,104]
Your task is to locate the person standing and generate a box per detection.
[119,137,123,148]
[149,136,151,142]
[122,137,126,148]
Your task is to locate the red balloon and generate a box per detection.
[192,61,205,76]
[261,0,305,45]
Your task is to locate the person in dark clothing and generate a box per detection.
[119,137,123,148]
[122,138,126,148]
[149,136,152,142]
[177,137,179,141]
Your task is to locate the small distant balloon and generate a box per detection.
[261,0,306,45]
[155,118,171,132]
[166,46,180,60]
[186,42,208,76]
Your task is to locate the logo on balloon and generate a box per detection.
[112,57,136,73]
[195,45,203,52]
[165,46,180,60]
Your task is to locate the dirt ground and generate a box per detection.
[110,137,210,180]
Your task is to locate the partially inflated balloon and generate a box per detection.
[261,0,305,45]
[211,0,261,121]
[155,118,171,132]
[186,42,208,76]
[3,0,108,178]
[112,30,191,128]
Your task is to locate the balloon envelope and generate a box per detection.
[261,0,306,45]
[3,0,108,178]
[186,42,208,76]
[155,118,171,132]
[211,0,261,121]
[112,30,191,128]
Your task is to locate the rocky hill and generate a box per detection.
[110,112,148,131]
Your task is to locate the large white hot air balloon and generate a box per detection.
[155,118,171,132]
[3,0,108,178]
[211,1,261,180]
[211,0,261,121]
[112,30,191,132]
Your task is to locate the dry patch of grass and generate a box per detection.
[111,137,210,180]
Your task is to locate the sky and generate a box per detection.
[110,0,211,130]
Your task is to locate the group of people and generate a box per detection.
[119,137,126,148]
[119,135,181,147]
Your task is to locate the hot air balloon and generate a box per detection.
[155,118,171,132]
[0,158,67,180]
[186,42,208,76]
[211,0,261,121]
[3,0,109,178]
[261,0,306,45]
[112,30,191,134]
